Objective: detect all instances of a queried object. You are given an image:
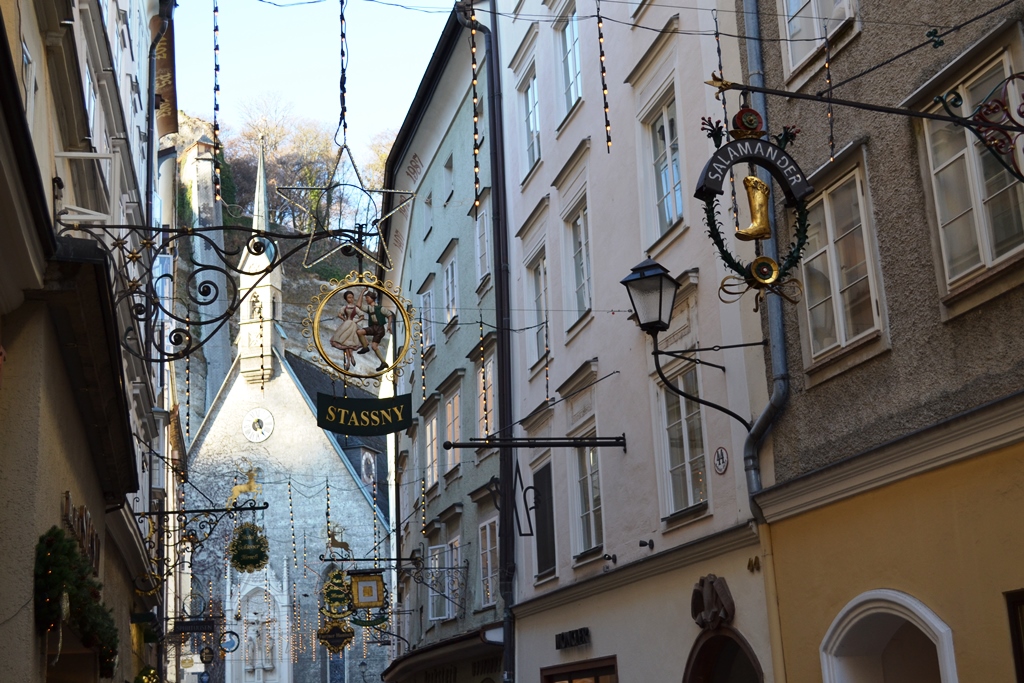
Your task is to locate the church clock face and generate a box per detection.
[242,408,275,443]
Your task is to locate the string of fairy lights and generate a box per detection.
[595,0,611,152]
[469,0,482,218]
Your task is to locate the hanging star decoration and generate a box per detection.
[276,144,414,272]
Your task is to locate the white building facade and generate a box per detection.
[497,0,777,679]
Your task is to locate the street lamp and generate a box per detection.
[621,258,752,430]
[619,258,681,333]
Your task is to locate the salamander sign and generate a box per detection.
[316,393,413,435]
[695,138,813,205]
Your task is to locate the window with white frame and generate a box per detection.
[85,66,97,133]
[924,56,1024,285]
[444,390,461,469]
[479,519,498,606]
[424,194,434,236]
[522,70,541,169]
[420,289,434,348]
[783,0,853,70]
[530,252,549,362]
[568,204,592,319]
[443,155,454,204]
[575,444,602,552]
[663,366,707,512]
[477,354,495,438]
[443,254,458,324]
[476,199,491,282]
[427,540,459,620]
[559,8,582,112]
[425,413,439,488]
[648,99,684,234]
[800,169,879,357]
[21,40,35,122]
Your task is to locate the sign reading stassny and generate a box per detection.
[316,393,412,436]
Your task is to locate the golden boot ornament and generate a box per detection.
[736,176,771,241]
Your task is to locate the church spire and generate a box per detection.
[238,134,280,384]
[253,135,270,234]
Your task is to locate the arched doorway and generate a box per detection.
[820,589,958,683]
[683,628,764,683]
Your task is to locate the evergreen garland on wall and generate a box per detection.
[35,526,119,677]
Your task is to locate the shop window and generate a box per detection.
[542,656,617,683]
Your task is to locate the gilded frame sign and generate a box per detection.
[303,271,417,387]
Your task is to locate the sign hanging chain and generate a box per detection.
[212,0,222,202]
[713,11,740,232]
[337,0,349,146]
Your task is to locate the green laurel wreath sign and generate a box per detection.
[703,197,810,285]
[229,522,269,573]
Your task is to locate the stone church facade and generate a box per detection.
[176,145,392,683]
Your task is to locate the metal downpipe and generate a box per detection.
[740,0,789,506]
[454,7,515,683]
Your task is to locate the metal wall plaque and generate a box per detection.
[173,619,216,633]
[554,627,591,650]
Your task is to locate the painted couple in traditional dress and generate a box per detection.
[329,289,394,372]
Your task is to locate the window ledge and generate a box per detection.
[555,97,583,139]
[661,500,709,529]
[564,308,593,344]
[426,481,440,500]
[528,352,549,382]
[476,272,492,298]
[940,248,1024,320]
[475,447,498,466]
[533,568,557,586]
[443,462,462,483]
[473,604,497,615]
[647,218,688,261]
[803,328,889,388]
[443,315,460,338]
[520,158,543,190]
[572,545,604,567]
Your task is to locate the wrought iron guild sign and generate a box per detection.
[695,107,812,305]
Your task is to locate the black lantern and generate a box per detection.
[620,258,681,334]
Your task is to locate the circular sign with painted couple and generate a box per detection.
[303,271,416,385]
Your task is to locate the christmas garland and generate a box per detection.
[35,527,119,677]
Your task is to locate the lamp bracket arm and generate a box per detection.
[652,335,752,431]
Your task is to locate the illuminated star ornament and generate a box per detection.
[276,144,414,271]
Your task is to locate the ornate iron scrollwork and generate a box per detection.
[132,499,269,594]
[55,220,378,363]
[936,73,1024,184]
[403,557,469,619]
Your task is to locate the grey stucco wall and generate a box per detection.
[744,0,1024,480]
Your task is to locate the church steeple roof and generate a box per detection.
[253,135,270,234]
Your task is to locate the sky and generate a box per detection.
[172,0,452,169]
